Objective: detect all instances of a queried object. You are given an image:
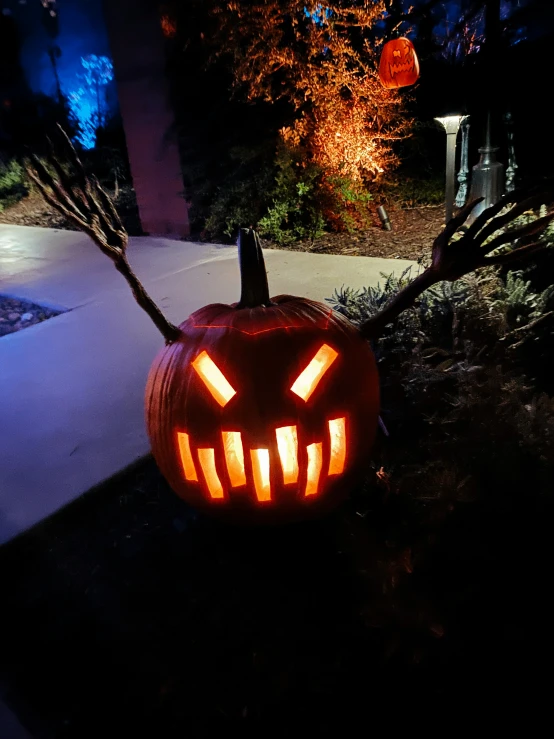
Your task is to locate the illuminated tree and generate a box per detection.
[68,54,114,149]
[210,0,411,183]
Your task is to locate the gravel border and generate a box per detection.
[0,295,64,338]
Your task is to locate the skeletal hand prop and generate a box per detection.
[359,185,554,339]
[26,126,180,344]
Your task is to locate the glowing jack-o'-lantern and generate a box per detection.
[379,37,420,89]
[29,133,554,524]
[146,230,379,523]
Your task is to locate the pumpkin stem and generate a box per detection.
[237,228,272,308]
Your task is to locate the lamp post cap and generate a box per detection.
[435,114,469,133]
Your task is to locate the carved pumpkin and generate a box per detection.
[145,230,379,523]
[30,133,554,524]
[379,37,420,89]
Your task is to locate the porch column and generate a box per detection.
[102,0,189,237]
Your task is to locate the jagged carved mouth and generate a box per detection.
[389,61,414,76]
[176,417,347,503]
[174,342,348,504]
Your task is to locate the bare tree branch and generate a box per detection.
[26,127,181,345]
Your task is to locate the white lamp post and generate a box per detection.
[435,115,468,224]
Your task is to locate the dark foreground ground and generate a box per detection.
[1,453,553,736]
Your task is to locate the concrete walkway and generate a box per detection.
[0,224,416,545]
[0,697,31,739]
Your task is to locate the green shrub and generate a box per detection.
[257,145,325,245]
[328,251,554,447]
[203,141,376,244]
[257,145,380,243]
[324,256,554,640]
[205,169,274,240]
[322,174,374,232]
[81,146,129,196]
[201,142,276,241]
[0,159,28,210]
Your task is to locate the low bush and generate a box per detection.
[197,142,276,240]
[323,244,554,662]
[0,159,28,210]
[257,145,325,245]
[204,142,377,244]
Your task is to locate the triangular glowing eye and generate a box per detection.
[290,344,338,402]
[192,351,236,407]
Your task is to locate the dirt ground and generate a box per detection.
[0,191,445,262]
[0,185,143,237]
[267,203,445,261]
[0,191,79,230]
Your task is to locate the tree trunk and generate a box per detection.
[102,0,190,238]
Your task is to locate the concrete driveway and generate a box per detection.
[0,224,416,545]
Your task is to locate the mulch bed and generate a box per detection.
[265,204,445,261]
[0,191,74,231]
[0,185,143,236]
[0,294,62,337]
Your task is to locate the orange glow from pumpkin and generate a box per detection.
[192,351,236,407]
[222,431,247,487]
[197,448,224,499]
[328,417,346,476]
[275,425,299,484]
[305,442,323,497]
[250,449,271,502]
[290,344,338,402]
[177,431,198,481]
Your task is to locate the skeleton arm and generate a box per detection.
[360,186,554,339]
[26,127,181,345]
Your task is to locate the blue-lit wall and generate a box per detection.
[4,0,117,148]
